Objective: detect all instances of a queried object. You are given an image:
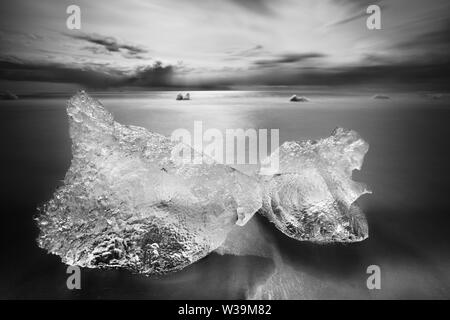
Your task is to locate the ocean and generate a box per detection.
[1,90,450,299]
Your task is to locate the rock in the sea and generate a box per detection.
[289,95,309,102]
[372,94,390,100]
[258,128,370,243]
[36,91,261,276]
[36,91,370,276]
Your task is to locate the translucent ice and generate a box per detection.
[36,91,261,276]
[259,128,370,243]
[36,91,371,277]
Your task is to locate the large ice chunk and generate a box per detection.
[36,91,261,276]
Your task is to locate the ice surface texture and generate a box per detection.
[259,128,370,243]
[36,91,370,276]
[36,91,261,275]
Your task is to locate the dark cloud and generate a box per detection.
[0,59,124,88]
[229,0,275,16]
[83,46,111,56]
[245,20,449,89]
[242,57,450,90]
[394,20,450,52]
[2,52,449,91]
[254,53,326,67]
[126,61,174,87]
[0,58,174,89]
[66,32,148,58]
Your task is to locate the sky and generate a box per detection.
[0,0,449,92]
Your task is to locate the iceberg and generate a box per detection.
[36,91,370,276]
[372,94,390,100]
[176,93,190,100]
[289,95,309,102]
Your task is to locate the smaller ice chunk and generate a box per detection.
[372,94,390,100]
[258,128,370,243]
[289,95,309,102]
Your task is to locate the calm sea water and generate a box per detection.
[1,90,450,299]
